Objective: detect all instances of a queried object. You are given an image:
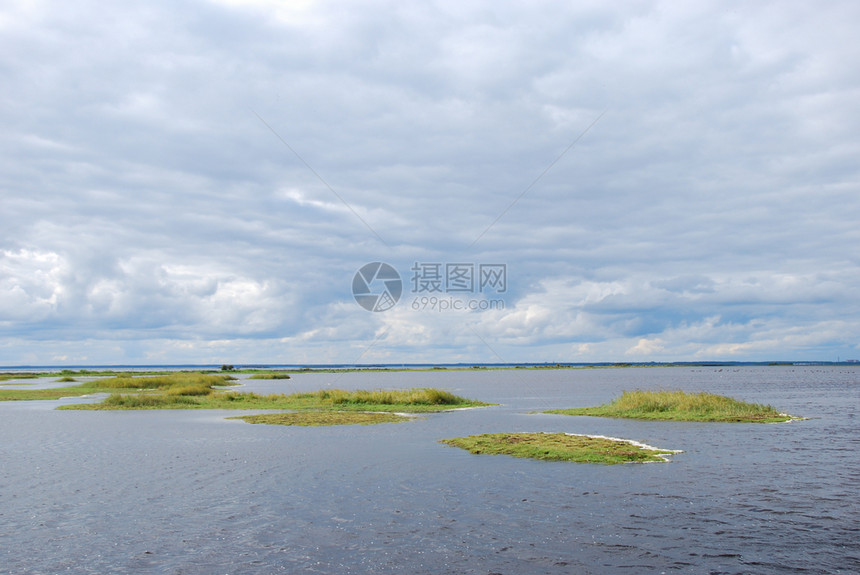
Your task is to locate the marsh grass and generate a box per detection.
[229,411,411,426]
[0,373,39,382]
[95,373,236,390]
[204,387,483,411]
[297,388,463,406]
[545,390,797,422]
[440,433,679,464]
[165,383,214,396]
[0,385,100,400]
[59,385,491,412]
[2,372,237,403]
[103,394,198,408]
[57,369,183,377]
[248,373,291,379]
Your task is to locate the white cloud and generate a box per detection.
[1,0,859,364]
[627,338,665,356]
[0,249,67,320]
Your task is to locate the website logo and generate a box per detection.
[352,261,507,313]
[352,262,403,312]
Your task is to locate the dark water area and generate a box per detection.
[1,367,857,574]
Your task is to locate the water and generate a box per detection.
[1,367,857,574]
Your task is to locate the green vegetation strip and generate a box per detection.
[545,390,799,423]
[34,374,492,412]
[248,373,291,379]
[67,388,489,411]
[1,372,237,402]
[0,373,40,383]
[440,433,680,464]
[229,411,411,426]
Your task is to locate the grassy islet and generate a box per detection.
[440,432,680,464]
[1,372,237,402]
[229,411,412,426]
[45,375,490,412]
[545,390,798,423]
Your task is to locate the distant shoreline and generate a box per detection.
[1,360,857,373]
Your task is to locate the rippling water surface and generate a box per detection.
[1,366,858,574]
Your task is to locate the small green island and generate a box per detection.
[544,390,799,423]
[0,372,491,426]
[247,373,292,380]
[440,432,681,464]
[229,411,413,426]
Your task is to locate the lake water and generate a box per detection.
[1,366,857,574]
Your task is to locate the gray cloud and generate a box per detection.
[1,0,859,364]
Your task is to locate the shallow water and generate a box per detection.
[1,367,858,574]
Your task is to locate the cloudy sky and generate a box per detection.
[2,0,859,366]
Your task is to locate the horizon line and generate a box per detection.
[2,360,858,371]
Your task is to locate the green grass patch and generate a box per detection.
[544,390,798,422]
[0,373,40,382]
[229,411,411,426]
[92,373,237,390]
[59,386,491,412]
[2,372,237,402]
[258,387,491,412]
[440,433,680,464]
[56,369,186,377]
[248,373,292,379]
[102,394,199,408]
[0,385,103,400]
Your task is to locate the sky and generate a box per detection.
[1,0,859,366]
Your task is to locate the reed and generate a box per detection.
[3,372,237,402]
[0,386,87,400]
[95,373,235,389]
[0,373,39,382]
[102,394,197,408]
[545,390,797,422]
[61,387,491,412]
[164,384,213,396]
[229,411,411,426]
[440,433,680,464]
[297,388,462,406]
